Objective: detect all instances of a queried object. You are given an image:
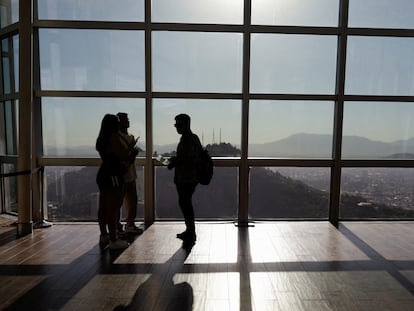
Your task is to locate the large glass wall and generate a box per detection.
[3,1,412,221]
[0,1,19,214]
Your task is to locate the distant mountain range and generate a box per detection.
[249,133,414,158]
[44,134,414,159]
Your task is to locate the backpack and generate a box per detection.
[198,148,213,185]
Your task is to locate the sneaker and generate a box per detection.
[99,234,110,248]
[176,231,188,240]
[125,224,143,234]
[109,239,129,250]
[117,230,128,239]
[176,231,196,242]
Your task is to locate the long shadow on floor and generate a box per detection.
[114,244,194,311]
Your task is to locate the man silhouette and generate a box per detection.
[117,112,142,235]
[168,114,203,245]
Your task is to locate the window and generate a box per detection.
[152,32,243,93]
[251,0,339,27]
[42,97,145,157]
[45,166,145,221]
[155,167,238,219]
[39,29,145,91]
[37,0,144,22]
[249,167,330,219]
[342,102,414,159]
[249,100,334,158]
[7,1,413,222]
[348,0,414,29]
[152,0,243,24]
[250,34,337,94]
[346,37,414,96]
[1,36,19,94]
[0,0,18,28]
[340,168,414,219]
[153,99,242,155]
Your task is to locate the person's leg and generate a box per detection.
[98,188,110,247]
[106,186,125,241]
[98,190,107,235]
[124,181,138,227]
[176,182,197,240]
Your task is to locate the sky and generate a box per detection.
[7,0,414,155]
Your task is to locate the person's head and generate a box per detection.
[96,114,120,154]
[174,113,191,135]
[117,112,130,131]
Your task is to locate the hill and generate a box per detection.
[46,150,414,221]
[249,133,414,158]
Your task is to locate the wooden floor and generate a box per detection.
[0,217,414,311]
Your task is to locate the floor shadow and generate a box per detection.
[0,229,17,247]
[237,226,254,311]
[114,245,194,311]
[2,233,144,311]
[339,223,414,294]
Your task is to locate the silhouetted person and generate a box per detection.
[96,114,131,250]
[116,112,142,235]
[168,114,203,245]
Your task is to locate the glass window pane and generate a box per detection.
[38,0,144,22]
[1,36,19,94]
[0,0,18,28]
[152,0,243,24]
[39,29,145,91]
[13,35,18,90]
[153,99,241,156]
[249,167,330,219]
[340,168,414,219]
[155,167,238,219]
[2,163,18,214]
[5,100,17,155]
[0,103,4,154]
[342,102,414,159]
[346,36,414,96]
[251,0,339,27]
[42,97,145,157]
[250,34,337,94]
[45,166,145,221]
[249,100,334,158]
[152,32,243,93]
[349,0,414,29]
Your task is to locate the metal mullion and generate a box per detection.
[248,159,333,168]
[33,20,145,31]
[144,0,154,226]
[250,93,336,101]
[152,92,242,100]
[238,0,252,226]
[341,160,414,168]
[329,0,349,226]
[0,23,18,38]
[0,93,18,101]
[344,95,414,103]
[347,27,414,37]
[35,90,146,98]
[32,0,47,225]
[250,25,341,36]
[151,22,243,33]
